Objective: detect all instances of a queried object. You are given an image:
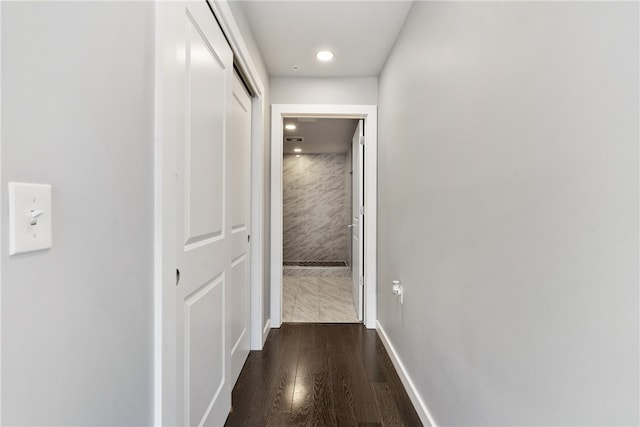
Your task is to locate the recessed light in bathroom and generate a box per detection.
[315,50,334,61]
[285,124,296,130]
[293,148,302,153]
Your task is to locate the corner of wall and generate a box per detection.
[376,321,438,427]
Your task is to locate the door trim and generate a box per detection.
[0,2,3,422]
[270,104,378,329]
[351,120,364,321]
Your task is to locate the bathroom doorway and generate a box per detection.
[281,117,360,322]
[270,104,378,329]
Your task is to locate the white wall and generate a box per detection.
[1,2,154,425]
[270,77,377,105]
[377,2,639,425]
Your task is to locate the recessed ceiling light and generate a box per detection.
[293,148,302,153]
[285,124,296,130]
[315,50,334,62]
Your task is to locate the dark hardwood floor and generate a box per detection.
[225,323,422,426]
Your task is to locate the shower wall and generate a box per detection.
[283,153,350,262]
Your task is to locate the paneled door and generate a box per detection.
[351,120,364,321]
[228,73,252,385]
[174,1,234,425]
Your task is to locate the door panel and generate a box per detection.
[185,276,224,427]
[228,74,252,385]
[184,17,226,245]
[175,2,233,426]
[229,85,251,232]
[230,254,248,372]
[351,120,364,321]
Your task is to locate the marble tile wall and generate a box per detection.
[283,153,350,262]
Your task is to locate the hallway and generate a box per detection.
[2,1,637,425]
[225,323,422,426]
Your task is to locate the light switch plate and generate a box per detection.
[8,182,52,255]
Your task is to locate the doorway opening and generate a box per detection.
[281,117,360,323]
[270,104,378,329]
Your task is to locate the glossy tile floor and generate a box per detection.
[283,275,359,323]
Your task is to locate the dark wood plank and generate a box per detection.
[312,326,338,426]
[225,323,422,427]
[290,324,337,426]
[272,324,310,426]
[373,335,423,426]
[362,328,386,383]
[329,361,358,427]
[371,383,404,426]
[226,329,281,425]
[226,325,301,426]
[262,324,301,419]
[327,324,381,425]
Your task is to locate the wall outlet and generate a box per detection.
[392,280,404,304]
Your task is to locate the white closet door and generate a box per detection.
[174,2,233,425]
[228,73,252,386]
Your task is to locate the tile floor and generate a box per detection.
[283,275,359,323]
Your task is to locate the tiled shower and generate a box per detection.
[282,152,358,322]
[283,153,351,265]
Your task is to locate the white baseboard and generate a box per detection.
[262,318,271,346]
[376,321,438,427]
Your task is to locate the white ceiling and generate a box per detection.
[283,118,358,154]
[238,1,413,77]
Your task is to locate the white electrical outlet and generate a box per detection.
[8,182,53,255]
[392,280,404,304]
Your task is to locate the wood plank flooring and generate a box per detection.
[225,323,422,426]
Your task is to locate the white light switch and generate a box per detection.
[8,182,52,255]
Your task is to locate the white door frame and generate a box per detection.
[270,104,378,329]
[0,2,3,422]
[351,120,364,321]
[153,1,266,424]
